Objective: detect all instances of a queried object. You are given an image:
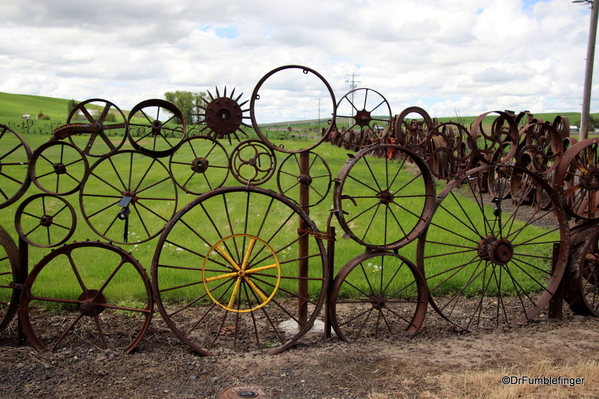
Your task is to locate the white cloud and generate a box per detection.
[0,0,595,120]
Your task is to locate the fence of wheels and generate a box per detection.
[0,65,597,356]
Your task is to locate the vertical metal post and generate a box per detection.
[548,242,564,320]
[17,237,28,345]
[580,0,599,140]
[298,151,310,327]
[324,226,335,339]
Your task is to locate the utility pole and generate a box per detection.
[575,0,599,140]
[345,73,361,105]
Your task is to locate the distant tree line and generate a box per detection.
[164,91,207,125]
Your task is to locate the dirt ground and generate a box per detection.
[0,305,598,399]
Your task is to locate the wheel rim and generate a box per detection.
[19,241,153,353]
[152,186,329,355]
[329,251,428,342]
[334,144,436,250]
[0,125,32,209]
[418,164,569,329]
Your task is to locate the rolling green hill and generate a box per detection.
[0,91,591,128]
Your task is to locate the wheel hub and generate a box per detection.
[581,167,599,190]
[205,98,243,135]
[78,289,107,316]
[377,189,394,204]
[297,174,313,185]
[355,109,372,127]
[39,215,54,227]
[53,163,67,175]
[477,235,514,265]
[191,157,209,173]
[371,296,386,310]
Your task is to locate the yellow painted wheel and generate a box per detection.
[203,234,281,312]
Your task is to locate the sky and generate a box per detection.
[0,0,596,123]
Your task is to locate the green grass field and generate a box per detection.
[0,92,567,317]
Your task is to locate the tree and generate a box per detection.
[67,99,79,116]
[164,91,207,125]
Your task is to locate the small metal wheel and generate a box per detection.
[418,164,569,330]
[230,140,277,186]
[329,251,428,342]
[0,125,32,209]
[29,141,89,196]
[553,137,599,220]
[470,111,518,164]
[0,225,20,332]
[334,144,436,250]
[127,99,186,158]
[57,98,128,157]
[276,151,332,207]
[426,122,474,180]
[564,220,599,316]
[516,122,563,176]
[194,87,252,143]
[169,135,230,194]
[80,150,177,244]
[19,241,153,353]
[394,106,434,150]
[250,65,337,153]
[336,88,392,148]
[151,186,329,355]
[15,194,76,248]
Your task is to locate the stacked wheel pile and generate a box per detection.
[0,65,595,357]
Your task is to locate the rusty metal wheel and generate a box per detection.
[470,111,518,164]
[329,251,428,342]
[553,137,599,220]
[128,99,186,158]
[0,124,32,209]
[19,241,153,353]
[426,122,473,180]
[29,141,89,196]
[334,144,436,250]
[564,220,599,316]
[80,150,177,244]
[195,87,251,143]
[250,65,336,153]
[276,151,331,207]
[336,88,392,148]
[15,194,76,248]
[516,122,563,176]
[57,98,128,157]
[394,106,434,151]
[151,186,329,355]
[169,135,230,194]
[0,225,20,332]
[418,164,569,329]
[230,140,276,186]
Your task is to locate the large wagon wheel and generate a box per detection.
[276,151,332,207]
[0,125,32,209]
[564,219,599,316]
[426,122,473,180]
[19,241,153,353]
[250,65,336,153]
[336,88,392,148]
[553,137,599,220]
[0,225,20,332]
[80,150,177,244]
[15,194,76,248]
[169,135,230,194]
[151,186,329,355]
[56,98,128,157]
[29,141,88,196]
[328,251,428,342]
[418,164,569,330]
[333,144,436,250]
[127,99,186,158]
